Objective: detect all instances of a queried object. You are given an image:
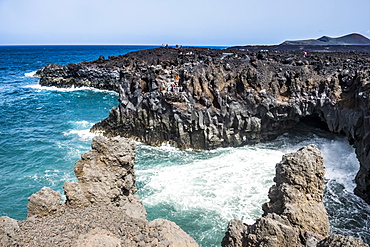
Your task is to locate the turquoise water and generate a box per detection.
[0,45,153,218]
[0,46,369,246]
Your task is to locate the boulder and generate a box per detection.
[27,186,64,218]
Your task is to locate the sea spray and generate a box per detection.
[24,71,37,77]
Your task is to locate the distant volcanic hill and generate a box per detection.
[281,33,370,46]
[228,33,370,53]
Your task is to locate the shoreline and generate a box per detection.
[1,45,368,245]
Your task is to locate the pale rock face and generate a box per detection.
[149,219,200,247]
[27,186,65,218]
[262,145,329,236]
[63,136,144,217]
[0,216,19,247]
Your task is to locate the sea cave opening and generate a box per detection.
[299,115,331,132]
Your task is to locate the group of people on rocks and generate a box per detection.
[167,75,184,93]
[161,44,182,49]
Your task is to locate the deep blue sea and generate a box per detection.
[0,45,369,246]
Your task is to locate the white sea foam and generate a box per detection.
[137,131,365,236]
[137,145,284,224]
[73,120,93,128]
[24,71,37,77]
[65,129,99,141]
[28,169,76,186]
[321,139,359,191]
[284,134,360,192]
[63,121,101,141]
[25,83,118,95]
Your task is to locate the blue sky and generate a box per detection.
[0,0,369,46]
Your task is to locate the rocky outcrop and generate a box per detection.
[36,47,370,205]
[36,62,121,91]
[63,136,145,220]
[262,145,329,236]
[221,145,368,247]
[1,136,199,247]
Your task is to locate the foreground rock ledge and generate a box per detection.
[221,145,368,247]
[0,136,198,247]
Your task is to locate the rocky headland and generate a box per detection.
[0,136,199,246]
[36,46,370,206]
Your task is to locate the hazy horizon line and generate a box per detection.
[0,43,235,47]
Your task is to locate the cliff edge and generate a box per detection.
[35,47,370,206]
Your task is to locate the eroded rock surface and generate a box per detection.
[63,136,145,218]
[262,145,329,236]
[1,136,199,247]
[0,216,19,247]
[317,234,369,247]
[221,145,368,247]
[36,47,370,204]
[27,186,65,218]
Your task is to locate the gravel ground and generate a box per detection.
[16,205,170,247]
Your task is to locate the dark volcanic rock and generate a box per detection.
[36,63,121,91]
[221,145,368,247]
[36,47,370,205]
[1,136,199,247]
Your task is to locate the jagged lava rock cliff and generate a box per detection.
[222,145,368,247]
[36,47,370,205]
[0,136,198,247]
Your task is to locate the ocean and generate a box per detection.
[0,45,369,246]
